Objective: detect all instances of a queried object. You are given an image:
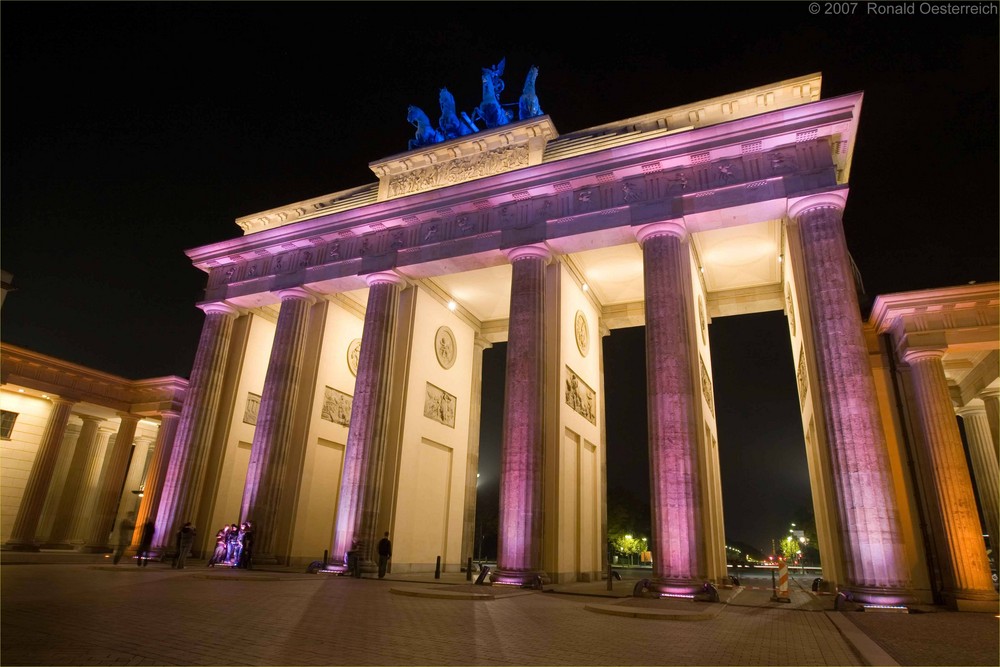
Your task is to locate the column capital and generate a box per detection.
[956,399,988,418]
[633,220,687,245]
[364,271,407,288]
[901,347,947,365]
[504,244,552,263]
[74,414,104,425]
[48,396,77,409]
[275,286,318,304]
[116,412,141,425]
[978,387,1000,401]
[157,409,182,420]
[788,192,848,220]
[197,301,240,317]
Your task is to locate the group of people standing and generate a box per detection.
[207,521,255,569]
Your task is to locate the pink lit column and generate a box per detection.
[154,302,240,554]
[132,411,180,549]
[635,222,705,596]
[790,194,913,604]
[904,348,997,607]
[957,402,999,565]
[3,397,76,551]
[491,245,550,586]
[41,415,104,549]
[241,287,316,562]
[80,413,140,552]
[329,272,403,573]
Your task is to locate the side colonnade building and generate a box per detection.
[1,74,996,611]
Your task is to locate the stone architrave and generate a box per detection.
[491,245,550,586]
[41,415,104,549]
[80,413,140,552]
[635,221,705,596]
[2,397,77,551]
[132,411,180,549]
[154,302,240,554]
[329,272,404,573]
[956,401,999,566]
[903,348,997,610]
[790,194,914,605]
[240,287,317,562]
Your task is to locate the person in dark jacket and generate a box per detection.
[136,519,155,567]
[377,532,392,579]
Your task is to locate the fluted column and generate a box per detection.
[491,245,550,586]
[240,287,316,562]
[81,414,140,552]
[69,426,115,543]
[957,401,999,564]
[132,411,180,548]
[462,335,492,567]
[329,272,404,573]
[154,302,240,554]
[790,195,913,604]
[904,349,996,608]
[979,387,999,461]
[42,415,104,548]
[3,397,77,551]
[635,222,704,596]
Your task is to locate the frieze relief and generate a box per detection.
[424,382,457,428]
[321,386,353,427]
[210,139,829,290]
[797,344,808,403]
[700,356,715,418]
[243,392,261,426]
[387,144,529,198]
[565,366,596,425]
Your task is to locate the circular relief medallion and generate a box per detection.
[435,326,457,370]
[347,339,362,377]
[574,310,589,357]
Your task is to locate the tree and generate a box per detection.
[779,535,798,561]
[612,534,644,565]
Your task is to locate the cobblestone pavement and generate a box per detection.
[1,563,996,666]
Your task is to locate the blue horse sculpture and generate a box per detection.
[473,59,512,129]
[407,105,444,150]
[518,66,543,120]
[438,88,477,140]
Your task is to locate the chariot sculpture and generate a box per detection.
[406,58,544,151]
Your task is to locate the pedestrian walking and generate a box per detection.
[136,519,155,567]
[377,531,392,579]
[113,512,136,565]
[173,522,196,569]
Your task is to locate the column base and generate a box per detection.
[37,543,76,550]
[1,542,40,552]
[842,585,918,606]
[489,568,550,589]
[77,545,114,554]
[641,578,708,598]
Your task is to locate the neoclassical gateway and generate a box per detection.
[2,73,997,611]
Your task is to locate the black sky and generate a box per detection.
[3,2,997,554]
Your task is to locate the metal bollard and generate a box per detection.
[466,556,473,581]
[323,549,328,569]
[607,560,613,591]
[435,555,441,579]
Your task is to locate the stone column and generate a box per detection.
[329,272,404,573]
[461,335,492,567]
[154,302,239,554]
[81,414,140,552]
[491,245,550,586]
[979,387,999,461]
[240,287,316,562]
[956,401,999,564]
[904,350,996,609]
[41,415,104,548]
[69,426,115,544]
[3,397,77,551]
[634,221,705,596]
[118,436,153,518]
[790,194,914,605]
[132,411,180,548]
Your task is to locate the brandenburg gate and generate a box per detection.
[86,71,997,610]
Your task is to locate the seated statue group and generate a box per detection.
[407,58,544,151]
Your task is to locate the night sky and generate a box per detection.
[3,3,997,555]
